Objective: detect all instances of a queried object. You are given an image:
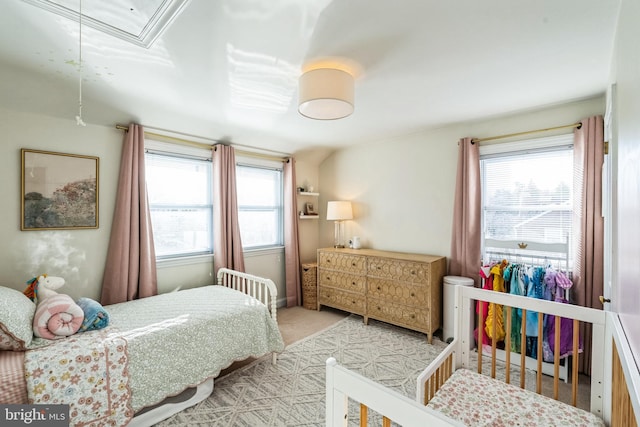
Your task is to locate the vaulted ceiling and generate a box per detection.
[0,0,621,155]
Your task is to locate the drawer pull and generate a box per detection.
[352,300,356,304]
[352,262,356,266]
[377,286,381,291]
[411,270,416,275]
[326,276,331,281]
[410,314,415,319]
[377,306,381,310]
[410,292,415,297]
[352,281,356,285]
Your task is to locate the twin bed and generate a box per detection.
[327,285,608,426]
[0,268,284,427]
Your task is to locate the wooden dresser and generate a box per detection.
[317,247,446,343]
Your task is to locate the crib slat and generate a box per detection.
[477,302,483,374]
[491,304,497,378]
[520,308,527,389]
[554,315,561,400]
[505,306,512,384]
[382,416,391,427]
[537,312,543,394]
[360,404,368,427]
[572,319,579,407]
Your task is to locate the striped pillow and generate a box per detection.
[0,350,27,403]
[0,287,36,350]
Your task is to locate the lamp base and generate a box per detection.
[333,244,345,249]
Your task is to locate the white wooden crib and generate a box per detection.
[326,285,608,426]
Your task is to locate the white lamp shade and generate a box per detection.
[298,68,354,120]
[326,201,353,221]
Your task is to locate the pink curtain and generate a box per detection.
[101,124,157,305]
[283,158,301,307]
[212,144,245,275]
[573,116,605,374]
[449,137,482,287]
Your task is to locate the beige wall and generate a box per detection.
[318,97,605,265]
[0,109,120,301]
[0,109,286,304]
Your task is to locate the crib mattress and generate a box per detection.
[427,368,605,427]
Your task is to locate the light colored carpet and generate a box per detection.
[156,314,448,426]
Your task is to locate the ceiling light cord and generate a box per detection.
[75,0,86,126]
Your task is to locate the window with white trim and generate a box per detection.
[144,141,284,259]
[146,151,213,259]
[480,135,574,268]
[236,162,283,249]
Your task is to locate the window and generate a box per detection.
[236,163,283,249]
[146,152,213,259]
[480,135,574,267]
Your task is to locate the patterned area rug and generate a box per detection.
[156,314,448,426]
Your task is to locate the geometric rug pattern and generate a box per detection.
[156,315,448,426]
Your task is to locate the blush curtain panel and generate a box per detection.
[449,137,482,287]
[573,115,605,375]
[212,144,245,275]
[283,158,301,307]
[101,123,158,305]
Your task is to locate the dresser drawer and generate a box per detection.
[367,297,429,332]
[318,270,366,293]
[367,277,427,306]
[318,251,367,274]
[367,258,429,283]
[319,287,365,315]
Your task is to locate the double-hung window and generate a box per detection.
[480,134,574,269]
[145,143,213,259]
[145,141,284,259]
[235,161,284,249]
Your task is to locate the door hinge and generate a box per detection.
[604,141,609,155]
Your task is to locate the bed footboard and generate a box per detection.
[216,268,279,364]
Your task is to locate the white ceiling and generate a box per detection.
[0,0,621,156]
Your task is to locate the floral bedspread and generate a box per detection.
[427,368,605,427]
[23,285,284,426]
[25,329,133,427]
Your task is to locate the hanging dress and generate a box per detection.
[484,260,507,343]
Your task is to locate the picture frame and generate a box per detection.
[21,149,99,230]
[304,202,317,215]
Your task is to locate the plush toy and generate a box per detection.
[24,274,66,304]
[24,274,85,339]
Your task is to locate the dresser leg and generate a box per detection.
[427,332,433,344]
[363,316,369,325]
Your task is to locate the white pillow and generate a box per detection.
[0,286,36,350]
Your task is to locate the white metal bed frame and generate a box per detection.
[128,268,280,427]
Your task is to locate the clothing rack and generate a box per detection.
[479,238,577,383]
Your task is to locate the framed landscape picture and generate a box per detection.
[21,149,99,230]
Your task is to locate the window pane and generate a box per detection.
[238,210,279,247]
[146,152,213,258]
[482,149,573,243]
[146,155,210,205]
[150,207,212,257]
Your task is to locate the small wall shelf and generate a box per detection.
[299,215,319,219]
[298,191,320,197]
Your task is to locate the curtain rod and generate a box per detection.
[471,122,582,144]
[115,124,289,163]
